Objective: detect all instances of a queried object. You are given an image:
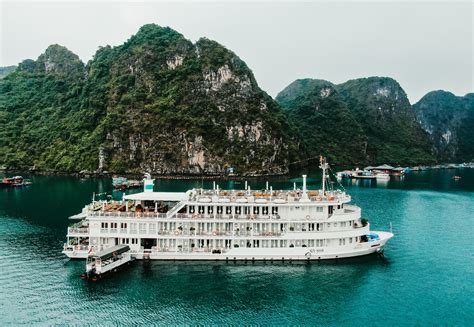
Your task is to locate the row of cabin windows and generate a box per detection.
[101,222,128,229]
[101,237,359,248]
[118,238,138,244]
[99,221,356,233]
[188,206,326,215]
[101,220,353,231]
[189,206,279,215]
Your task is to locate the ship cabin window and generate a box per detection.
[349,237,353,243]
[327,223,331,228]
[235,206,242,214]
[198,206,205,214]
[208,206,213,214]
[101,222,108,228]
[349,221,352,226]
[189,206,195,214]
[253,207,259,214]
[121,238,129,244]
[217,206,223,214]
[244,207,250,214]
[120,223,127,229]
[272,207,278,214]
[316,206,323,212]
[226,206,232,214]
[337,205,341,210]
[262,207,268,215]
[328,206,334,215]
[111,223,117,229]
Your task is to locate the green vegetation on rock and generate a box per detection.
[277,77,436,166]
[414,91,474,162]
[0,66,16,79]
[0,24,300,174]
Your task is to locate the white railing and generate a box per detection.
[67,227,89,234]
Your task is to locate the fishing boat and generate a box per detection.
[1,176,32,187]
[374,172,390,180]
[112,176,143,190]
[351,169,376,180]
[64,157,394,261]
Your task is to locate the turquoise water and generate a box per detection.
[0,170,473,325]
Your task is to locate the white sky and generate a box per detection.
[1,0,472,103]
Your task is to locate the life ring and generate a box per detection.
[305,215,311,220]
[192,213,198,219]
[75,245,80,250]
[250,214,256,220]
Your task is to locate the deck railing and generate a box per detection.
[67,227,89,234]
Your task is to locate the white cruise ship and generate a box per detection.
[63,158,393,261]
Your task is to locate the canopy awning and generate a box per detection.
[374,164,395,170]
[123,191,187,202]
[69,212,87,220]
[93,245,130,260]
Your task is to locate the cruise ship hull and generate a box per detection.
[64,231,393,261]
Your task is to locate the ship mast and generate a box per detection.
[320,156,328,194]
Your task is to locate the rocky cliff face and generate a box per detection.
[414,91,474,162]
[276,79,367,165]
[0,24,299,175]
[277,77,435,165]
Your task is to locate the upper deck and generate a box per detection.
[189,188,351,205]
[121,188,351,206]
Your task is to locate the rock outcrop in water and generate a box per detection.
[277,77,435,165]
[0,24,300,175]
[413,91,474,162]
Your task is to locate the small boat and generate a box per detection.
[452,176,461,180]
[112,176,143,190]
[336,171,352,179]
[1,176,32,187]
[12,180,32,187]
[352,170,376,179]
[375,172,390,180]
[81,245,134,281]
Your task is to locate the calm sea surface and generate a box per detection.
[0,169,473,325]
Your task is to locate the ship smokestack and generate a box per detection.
[143,173,154,193]
[300,174,310,202]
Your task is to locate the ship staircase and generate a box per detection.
[166,201,186,218]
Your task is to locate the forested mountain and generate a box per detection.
[414,91,474,162]
[0,66,16,79]
[275,79,367,165]
[3,23,462,175]
[277,77,435,165]
[0,24,300,174]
